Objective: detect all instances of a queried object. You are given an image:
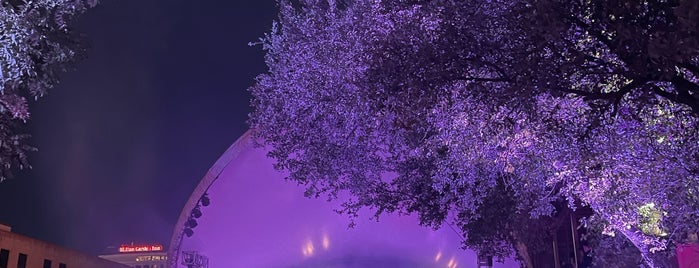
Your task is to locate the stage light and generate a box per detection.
[200,194,210,207]
[186,218,198,229]
[192,207,202,218]
[184,228,194,238]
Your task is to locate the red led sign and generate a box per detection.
[118,244,164,253]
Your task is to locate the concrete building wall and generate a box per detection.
[0,226,128,268]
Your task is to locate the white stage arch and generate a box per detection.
[168,130,518,267]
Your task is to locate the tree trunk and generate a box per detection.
[514,239,534,268]
[616,227,674,268]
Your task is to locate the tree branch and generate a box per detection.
[679,62,699,76]
[653,81,699,115]
[454,76,509,83]
[558,79,647,101]
[674,76,699,94]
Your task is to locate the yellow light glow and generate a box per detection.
[435,251,442,262]
[447,257,455,268]
[302,240,315,257]
[322,234,330,250]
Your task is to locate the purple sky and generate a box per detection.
[0,0,276,255]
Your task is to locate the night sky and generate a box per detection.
[0,0,276,255]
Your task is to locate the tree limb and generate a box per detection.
[653,82,699,115]
[679,62,699,75]
[454,76,509,83]
[558,78,647,102]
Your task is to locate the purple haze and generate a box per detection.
[175,134,518,267]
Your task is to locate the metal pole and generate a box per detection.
[570,213,578,268]
[553,235,560,268]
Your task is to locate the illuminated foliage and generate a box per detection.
[249,0,699,267]
[638,203,667,237]
[0,0,95,181]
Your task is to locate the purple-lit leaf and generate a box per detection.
[0,0,94,181]
[250,1,699,267]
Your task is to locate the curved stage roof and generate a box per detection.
[169,130,518,267]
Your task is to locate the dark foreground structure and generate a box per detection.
[0,223,128,268]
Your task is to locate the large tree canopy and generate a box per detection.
[249,0,699,266]
[0,0,95,180]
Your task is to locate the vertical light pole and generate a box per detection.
[570,213,578,268]
[553,234,561,268]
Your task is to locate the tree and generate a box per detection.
[0,0,96,181]
[521,0,699,114]
[249,0,699,267]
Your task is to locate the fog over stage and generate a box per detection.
[170,130,518,267]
